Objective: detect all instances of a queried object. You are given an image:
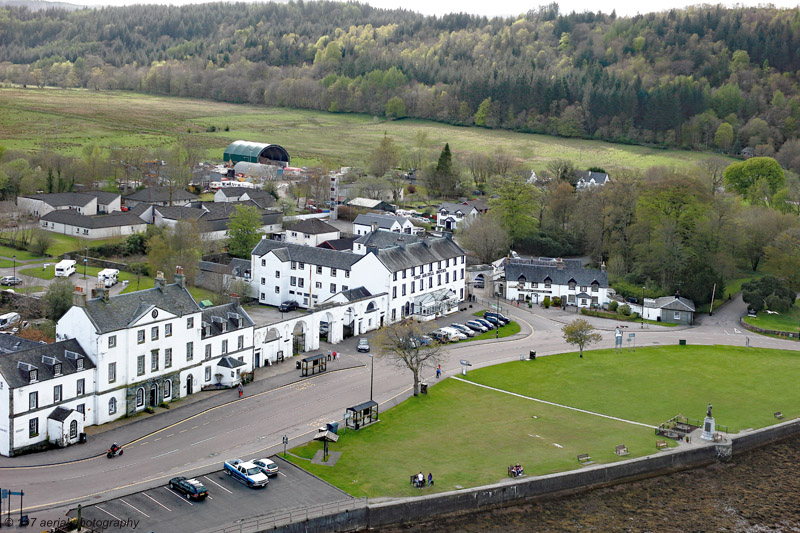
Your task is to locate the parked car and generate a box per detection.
[441,327,467,341]
[169,477,209,500]
[0,276,22,286]
[252,458,280,477]
[626,297,638,304]
[484,312,510,325]
[465,320,488,332]
[357,338,370,352]
[483,315,502,326]
[474,318,494,330]
[278,300,299,312]
[413,335,434,346]
[430,330,451,343]
[450,323,476,337]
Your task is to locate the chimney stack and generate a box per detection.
[174,265,186,289]
[91,286,103,300]
[72,286,86,307]
[371,222,378,233]
[556,258,564,270]
[601,261,606,272]
[155,271,166,291]
[103,288,110,303]
[230,293,240,307]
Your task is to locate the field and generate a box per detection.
[0,88,733,173]
[286,345,800,498]
[744,300,800,334]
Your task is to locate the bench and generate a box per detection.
[577,453,594,465]
[615,444,629,456]
[656,440,668,450]
[774,411,784,420]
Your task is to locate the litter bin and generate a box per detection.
[326,421,339,434]
[420,382,428,394]
[79,432,87,443]
[679,339,687,346]
[296,361,301,369]
[529,351,536,360]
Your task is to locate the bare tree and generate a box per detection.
[695,157,729,195]
[374,319,444,396]
[457,213,510,264]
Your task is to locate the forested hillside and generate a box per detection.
[1,1,800,167]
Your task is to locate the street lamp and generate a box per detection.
[84,247,88,293]
[495,290,500,339]
[12,255,15,281]
[641,286,645,329]
[369,353,374,402]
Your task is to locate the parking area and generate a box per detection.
[67,456,351,532]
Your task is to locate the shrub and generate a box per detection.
[552,297,562,307]
[543,296,551,308]
[619,304,632,316]
[608,300,619,312]
[766,294,791,313]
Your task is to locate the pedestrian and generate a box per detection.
[436,365,441,379]
[417,472,424,488]
[428,472,433,486]
[328,349,332,361]
[238,383,243,398]
[335,351,339,361]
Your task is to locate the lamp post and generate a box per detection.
[495,290,500,339]
[12,255,16,281]
[84,247,88,293]
[641,286,645,328]
[369,353,374,402]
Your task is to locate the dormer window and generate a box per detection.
[568,281,576,290]
[518,275,527,284]
[544,277,552,288]
[77,358,84,370]
[53,363,62,376]
[29,369,38,383]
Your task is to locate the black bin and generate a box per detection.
[296,361,301,369]
[529,351,536,360]
[79,432,87,443]
[420,382,428,394]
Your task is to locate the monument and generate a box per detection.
[701,403,715,441]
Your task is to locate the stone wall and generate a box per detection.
[739,317,799,339]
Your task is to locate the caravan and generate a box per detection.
[0,312,20,330]
[54,260,76,277]
[97,269,119,287]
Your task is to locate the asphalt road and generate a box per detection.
[0,290,795,531]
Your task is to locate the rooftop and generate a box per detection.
[124,187,199,204]
[252,238,363,270]
[0,338,94,389]
[41,210,147,229]
[285,218,339,235]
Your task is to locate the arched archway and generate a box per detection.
[319,312,337,343]
[342,307,355,339]
[292,321,307,354]
[186,375,193,395]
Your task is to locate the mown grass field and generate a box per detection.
[286,345,800,498]
[0,87,733,173]
[744,300,800,334]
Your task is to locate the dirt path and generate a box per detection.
[380,434,800,532]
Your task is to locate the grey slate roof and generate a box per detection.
[354,231,425,249]
[124,187,199,204]
[340,287,372,301]
[201,303,254,338]
[199,261,232,275]
[0,338,94,389]
[504,261,608,287]
[371,236,465,273]
[40,210,147,229]
[353,213,409,229]
[87,190,121,205]
[21,192,95,208]
[48,406,73,422]
[218,356,246,368]
[218,187,253,197]
[156,203,281,233]
[438,202,480,215]
[654,296,695,312]
[317,237,357,251]
[229,258,251,277]
[286,218,339,235]
[576,171,610,185]
[81,283,200,334]
[252,239,364,270]
[0,334,42,355]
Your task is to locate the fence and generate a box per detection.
[201,498,367,533]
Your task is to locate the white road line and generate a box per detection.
[119,498,150,518]
[166,488,193,505]
[96,506,124,521]
[191,435,218,447]
[143,492,171,512]
[453,377,657,429]
[734,328,741,334]
[202,475,234,494]
[152,449,179,459]
[278,471,287,478]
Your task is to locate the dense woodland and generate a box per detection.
[1,1,800,164]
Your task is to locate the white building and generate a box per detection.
[503,258,611,308]
[436,202,480,231]
[284,219,340,247]
[0,338,95,457]
[214,187,276,207]
[353,213,414,236]
[153,202,282,240]
[575,171,611,189]
[39,211,148,239]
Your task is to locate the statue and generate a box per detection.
[707,403,713,418]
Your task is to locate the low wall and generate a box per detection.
[271,417,800,533]
[739,317,799,339]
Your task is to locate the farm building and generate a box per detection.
[224,141,290,167]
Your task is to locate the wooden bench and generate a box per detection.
[656,440,668,450]
[615,444,629,456]
[774,411,784,420]
[577,453,594,465]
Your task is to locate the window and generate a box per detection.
[330,283,336,293]
[446,272,449,283]
[592,297,598,305]
[316,265,322,274]
[674,311,681,320]
[108,362,116,383]
[53,362,62,376]
[187,317,194,329]
[186,342,194,361]
[151,350,159,371]
[460,288,464,299]
[222,340,228,354]
[275,271,280,278]
[77,378,85,396]
[544,280,551,288]
[164,380,171,399]
[580,286,587,292]
[261,259,266,267]
[261,292,265,299]
[136,387,144,407]
[437,274,442,286]
[568,281,576,290]
[568,294,575,303]
[137,355,145,375]
[438,261,441,269]
[402,270,407,279]
[392,287,397,298]
[151,326,159,341]
[462,256,465,264]
[342,285,348,291]
[291,232,297,237]
[165,348,172,368]
[109,397,117,415]
[331,268,337,277]
[402,284,406,296]
[77,358,84,370]
[291,261,297,269]
[429,278,433,289]
[298,262,304,269]
[461,269,465,279]
[411,281,416,294]
[298,278,304,288]
[29,418,38,438]
[345,270,350,278]
[290,276,297,286]
[108,335,117,348]
[205,367,211,382]
[391,309,396,321]
[205,344,212,360]
[165,323,172,337]
[275,286,280,293]
[137,329,145,344]
[29,391,38,410]
[592,284,599,293]
[419,280,423,291]
[393,272,397,281]
[446,258,450,267]
[261,277,266,285]
[76,404,84,415]
[70,420,78,439]
[315,282,322,289]
[430,263,434,272]
[238,335,244,350]
[532,282,539,289]
[304,233,310,239]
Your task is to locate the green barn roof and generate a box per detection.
[223,141,290,165]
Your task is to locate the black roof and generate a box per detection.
[48,406,73,422]
[302,353,326,362]
[41,211,147,229]
[367,235,465,273]
[317,237,357,251]
[504,260,608,287]
[21,192,95,207]
[348,400,378,411]
[353,213,410,229]
[156,202,281,232]
[0,338,94,389]
[286,218,339,235]
[340,287,372,301]
[201,303,254,338]
[229,258,251,277]
[218,356,246,368]
[124,187,199,204]
[81,283,201,334]
[0,334,42,355]
[252,239,364,270]
[86,190,122,205]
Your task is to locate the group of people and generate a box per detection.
[510,463,524,477]
[415,471,434,488]
[327,350,339,361]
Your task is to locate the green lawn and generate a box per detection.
[0,245,44,261]
[464,321,520,341]
[286,345,800,498]
[743,301,800,334]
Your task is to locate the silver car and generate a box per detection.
[450,323,476,337]
[465,320,488,332]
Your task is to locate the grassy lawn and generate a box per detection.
[743,301,800,334]
[464,321,520,341]
[0,245,44,261]
[0,88,734,173]
[19,266,56,280]
[286,345,800,498]
[45,234,126,257]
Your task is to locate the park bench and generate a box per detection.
[577,453,594,465]
[774,411,784,420]
[656,440,668,450]
[615,444,629,456]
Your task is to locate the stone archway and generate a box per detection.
[319,312,337,343]
[292,320,308,354]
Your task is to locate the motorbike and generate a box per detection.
[106,445,124,458]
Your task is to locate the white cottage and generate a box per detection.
[503,258,610,308]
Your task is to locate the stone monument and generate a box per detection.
[701,403,715,441]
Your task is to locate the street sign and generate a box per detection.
[629,333,635,338]
[459,360,472,366]
[1,489,7,499]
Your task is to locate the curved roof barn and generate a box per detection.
[223,141,290,167]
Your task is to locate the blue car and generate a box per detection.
[474,318,493,329]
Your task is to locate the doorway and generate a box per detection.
[149,384,158,407]
[186,375,193,395]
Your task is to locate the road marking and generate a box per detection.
[202,475,234,494]
[96,505,123,520]
[453,377,657,429]
[166,433,174,438]
[278,471,287,477]
[734,328,741,334]
[179,429,187,433]
[152,449,179,459]
[120,498,150,518]
[154,437,161,442]
[139,441,148,446]
[191,436,217,447]
[166,488,193,505]
[143,492,171,512]
[192,425,199,430]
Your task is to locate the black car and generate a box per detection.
[626,297,638,304]
[278,300,299,312]
[483,312,509,325]
[169,477,209,500]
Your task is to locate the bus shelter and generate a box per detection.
[345,400,379,430]
[300,353,327,376]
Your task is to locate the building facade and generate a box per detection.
[503,258,610,308]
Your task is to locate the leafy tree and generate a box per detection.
[742,276,796,313]
[489,175,540,247]
[147,219,203,284]
[226,205,264,259]
[368,134,399,178]
[763,227,800,291]
[125,233,148,256]
[43,278,74,321]
[474,97,492,127]
[385,96,406,119]
[714,123,734,151]
[29,230,53,256]
[374,319,443,396]
[457,212,510,264]
[546,159,576,185]
[737,207,795,271]
[561,318,602,358]
[425,143,460,198]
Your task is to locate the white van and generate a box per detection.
[439,327,467,341]
[54,259,76,277]
[0,312,21,330]
[97,268,119,287]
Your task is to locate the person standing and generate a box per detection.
[238,383,243,398]
[428,472,433,486]
[436,365,441,379]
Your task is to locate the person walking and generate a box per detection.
[436,365,441,379]
[238,383,243,399]
[428,472,434,487]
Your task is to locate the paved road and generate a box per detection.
[0,291,796,530]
